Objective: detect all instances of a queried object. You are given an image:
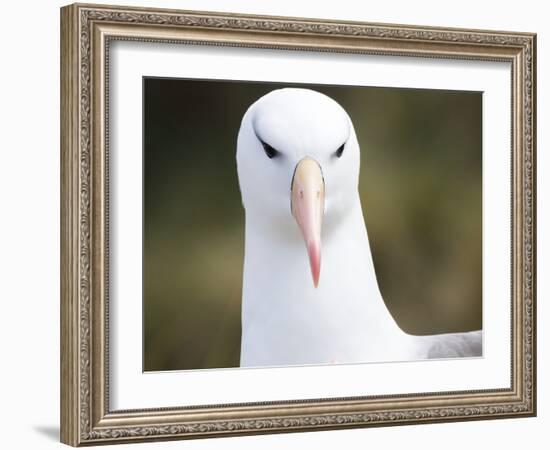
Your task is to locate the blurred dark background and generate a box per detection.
[143,77,482,371]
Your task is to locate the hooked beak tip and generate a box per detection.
[308,241,321,288]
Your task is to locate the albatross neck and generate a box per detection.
[242,196,403,339]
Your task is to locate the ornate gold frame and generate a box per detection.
[60,2,536,446]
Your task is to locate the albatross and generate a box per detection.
[236,88,482,367]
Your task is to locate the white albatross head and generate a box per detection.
[236,88,361,288]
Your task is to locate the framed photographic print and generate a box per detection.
[60,3,537,446]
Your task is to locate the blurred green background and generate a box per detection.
[143,78,482,371]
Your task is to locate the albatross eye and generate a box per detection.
[335,143,345,158]
[260,140,280,159]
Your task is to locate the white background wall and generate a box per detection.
[0,0,546,449]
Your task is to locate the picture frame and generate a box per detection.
[60,2,536,446]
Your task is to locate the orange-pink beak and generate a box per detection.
[291,157,325,288]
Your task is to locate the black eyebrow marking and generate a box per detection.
[335,143,345,158]
[260,140,279,159]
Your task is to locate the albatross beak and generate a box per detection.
[291,157,325,288]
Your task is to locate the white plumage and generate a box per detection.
[236,88,482,368]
